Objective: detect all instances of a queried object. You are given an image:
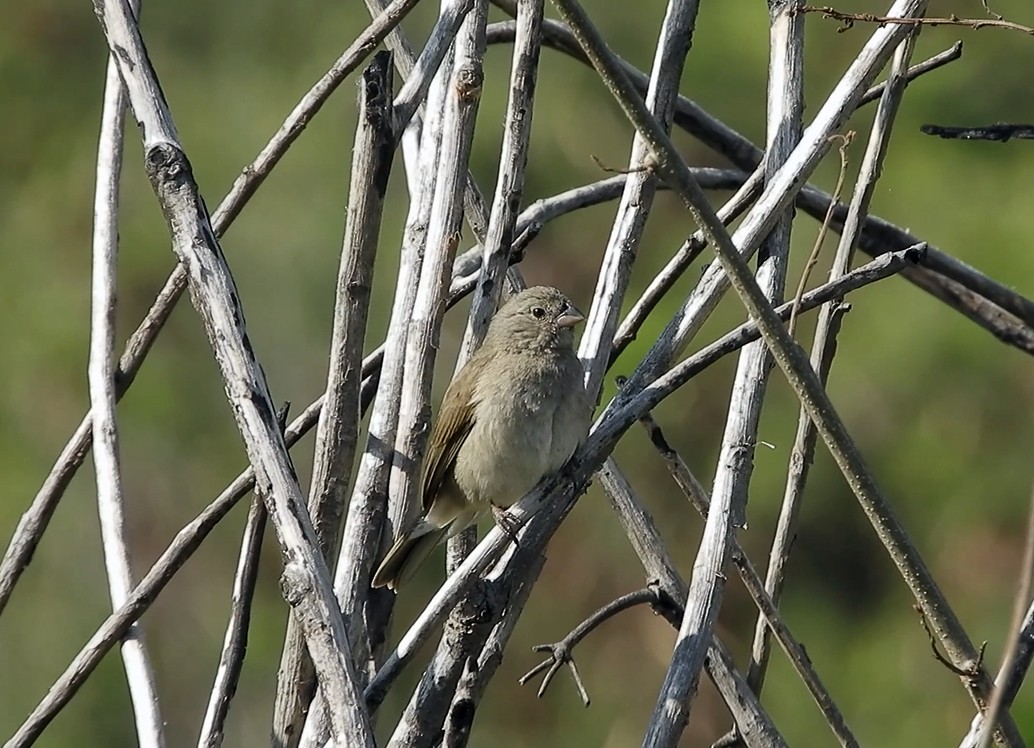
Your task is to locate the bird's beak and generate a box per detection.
[555,303,585,328]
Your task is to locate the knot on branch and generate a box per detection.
[455,63,484,102]
[279,562,311,607]
[144,142,193,190]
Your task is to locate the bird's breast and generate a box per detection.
[451,362,567,508]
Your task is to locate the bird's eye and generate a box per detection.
[531,306,546,319]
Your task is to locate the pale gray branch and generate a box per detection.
[665,0,803,736]
[88,1,374,745]
[271,51,396,748]
[576,0,701,403]
[361,246,918,714]
[88,14,165,743]
[636,412,858,747]
[542,0,1016,744]
[489,9,1034,354]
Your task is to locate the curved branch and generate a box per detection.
[519,585,677,705]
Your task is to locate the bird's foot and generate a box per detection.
[491,503,521,547]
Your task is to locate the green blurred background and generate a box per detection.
[3,0,1034,745]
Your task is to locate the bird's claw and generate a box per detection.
[491,503,521,547]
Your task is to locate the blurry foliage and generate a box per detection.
[2,0,1034,745]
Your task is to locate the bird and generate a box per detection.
[371,286,592,591]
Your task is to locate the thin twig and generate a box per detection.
[197,497,266,748]
[609,167,765,366]
[575,0,703,404]
[544,1,1017,743]
[271,52,396,748]
[7,394,321,746]
[0,0,423,618]
[800,5,1034,35]
[17,164,700,743]
[858,41,962,105]
[920,123,1034,142]
[393,0,546,743]
[519,585,674,705]
[669,0,804,735]
[440,533,547,748]
[974,484,1034,748]
[788,132,852,336]
[197,406,288,748]
[386,4,492,747]
[960,600,1034,748]
[88,10,165,742]
[595,461,788,748]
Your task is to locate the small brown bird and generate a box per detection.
[372,286,591,591]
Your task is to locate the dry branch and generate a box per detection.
[87,0,374,745]
[271,52,396,748]
[679,0,803,736]
[88,7,165,740]
[361,245,919,714]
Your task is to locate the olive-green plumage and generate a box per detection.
[372,286,592,591]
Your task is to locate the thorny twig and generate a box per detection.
[800,5,1034,35]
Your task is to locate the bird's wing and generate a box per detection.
[420,355,486,511]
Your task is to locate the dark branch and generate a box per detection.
[920,123,1034,142]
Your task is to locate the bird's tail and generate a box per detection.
[372,523,449,591]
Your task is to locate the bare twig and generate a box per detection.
[520,585,674,705]
[858,41,962,105]
[457,0,543,358]
[18,164,687,744]
[88,1,373,745]
[440,536,547,748]
[197,496,266,748]
[974,485,1034,748]
[668,0,803,735]
[0,0,423,618]
[800,5,1034,35]
[391,1,546,743]
[7,394,323,746]
[788,132,852,336]
[750,22,921,698]
[197,406,288,748]
[610,167,765,365]
[361,246,918,715]
[596,462,788,748]
[386,5,492,747]
[960,600,1034,748]
[88,11,165,742]
[271,52,396,748]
